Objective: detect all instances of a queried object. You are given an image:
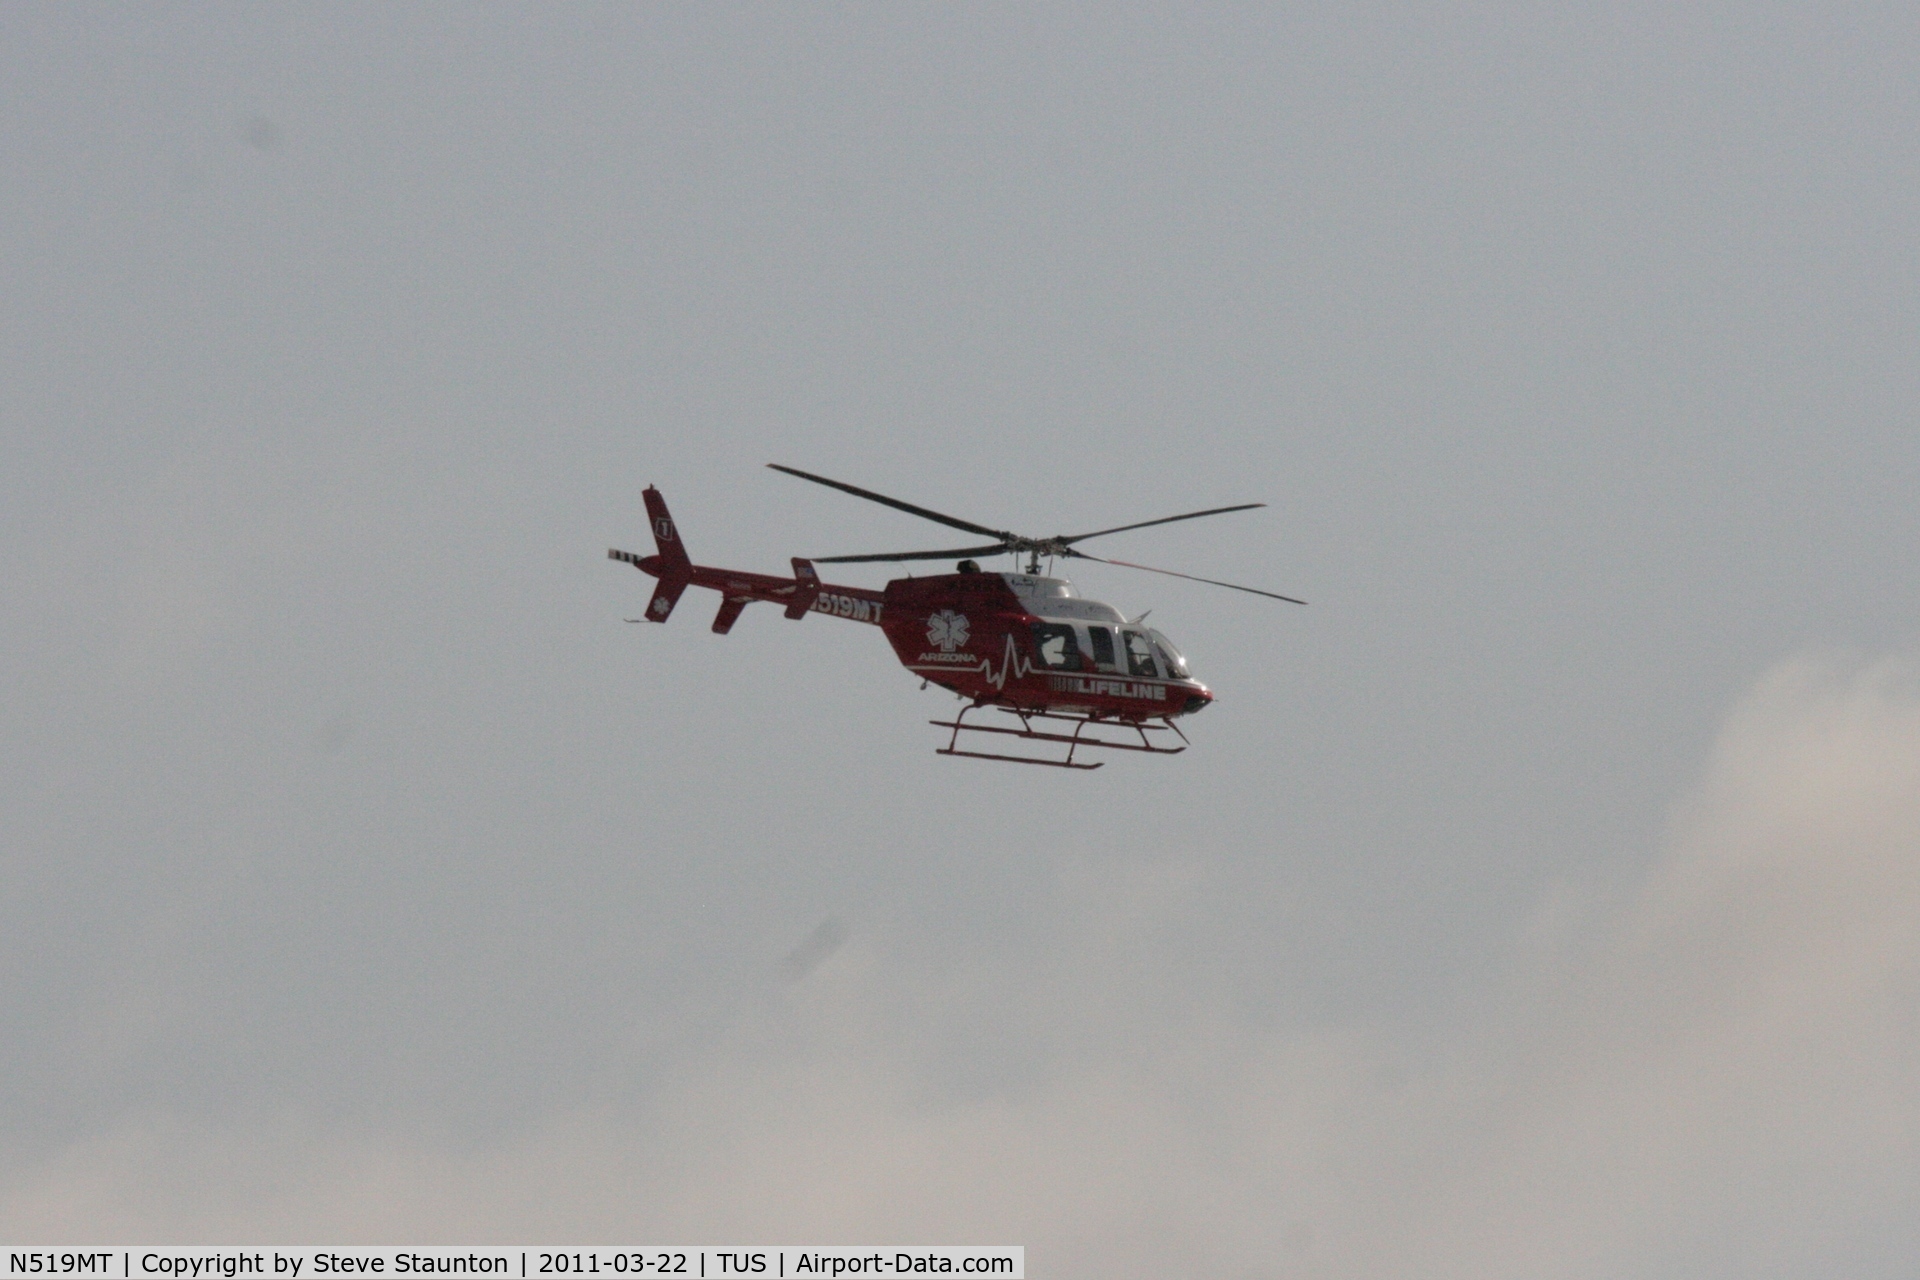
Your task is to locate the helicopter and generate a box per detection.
[608,464,1304,769]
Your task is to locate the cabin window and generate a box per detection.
[1121,629,1159,678]
[1148,629,1191,679]
[1087,626,1119,672]
[1031,622,1082,670]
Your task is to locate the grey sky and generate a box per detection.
[4,4,1919,1274]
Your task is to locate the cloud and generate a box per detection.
[1383,653,1920,1277]
[6,653,1920,1276]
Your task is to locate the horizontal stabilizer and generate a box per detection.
[713,597,748,634]
[785,558,822,619]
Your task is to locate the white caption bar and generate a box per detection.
[1,1250,1023,1280]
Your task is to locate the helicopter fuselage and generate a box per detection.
[609,486,1213,726]
[878,570,1213,720]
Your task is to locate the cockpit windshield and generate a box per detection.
[1147,628,1191,679]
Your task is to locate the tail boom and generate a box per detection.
[609,488,883,630]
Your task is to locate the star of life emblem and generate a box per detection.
[926,609,970,652]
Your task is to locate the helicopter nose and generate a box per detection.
[1182,687,1213,715]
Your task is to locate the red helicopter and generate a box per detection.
[609,465,1304,769]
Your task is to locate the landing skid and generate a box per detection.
[929,705,1189,770]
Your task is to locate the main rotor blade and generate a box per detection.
[769,464,1011,541]
[1061,503,1267,546]
[1069,551,1307,604]
[811,543,1013,564]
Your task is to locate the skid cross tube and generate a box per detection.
[930,703,1189,769]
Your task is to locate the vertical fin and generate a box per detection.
[638,486,692,623]
[644,578,687,622]
[643,487,691,572]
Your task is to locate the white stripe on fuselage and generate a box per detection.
[909,632,1179,697]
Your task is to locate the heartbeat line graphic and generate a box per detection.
[980,634,1039,691]
[911,635,1050,691]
